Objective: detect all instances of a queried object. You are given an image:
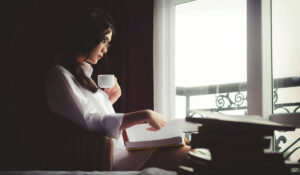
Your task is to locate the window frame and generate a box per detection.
[153,0,273,119]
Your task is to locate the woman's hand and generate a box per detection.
[120,109,166,131]
[145,110,166,131]
[104,77,121,104]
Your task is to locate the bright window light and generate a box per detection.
[175,0,247,118]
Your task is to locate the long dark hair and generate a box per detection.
[57,8,114,93]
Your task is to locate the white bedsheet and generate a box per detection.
[0,167,177,175]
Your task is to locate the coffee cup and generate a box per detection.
[97,74,115,88]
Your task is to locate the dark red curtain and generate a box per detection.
[93,0,154,113]
[2,0,153,170]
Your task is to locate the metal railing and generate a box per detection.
[176,76,300,117]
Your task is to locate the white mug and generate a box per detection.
[97,74,115,88]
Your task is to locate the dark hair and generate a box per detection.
[58,8,114,93]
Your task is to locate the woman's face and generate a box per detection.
[85,31,112,64]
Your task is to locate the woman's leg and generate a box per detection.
[140,145,191,171]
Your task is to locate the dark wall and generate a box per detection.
[2,0,153,170]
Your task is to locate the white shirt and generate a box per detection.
[45,62,155,170]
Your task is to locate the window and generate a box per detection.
[153,0,294,120]
[272,0,300,114]
[174,0,247,118]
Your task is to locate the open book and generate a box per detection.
[124,119,185,150]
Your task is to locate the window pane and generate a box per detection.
[272,0,300,114]
[175,0,247,118]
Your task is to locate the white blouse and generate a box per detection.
[45,62,155,171]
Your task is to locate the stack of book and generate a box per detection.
[178,113,296,175]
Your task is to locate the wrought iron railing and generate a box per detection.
[176,76,300,117]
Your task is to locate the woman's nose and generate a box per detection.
[102,47,108,54]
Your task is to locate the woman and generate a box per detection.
[46,8,190,171]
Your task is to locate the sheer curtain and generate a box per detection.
[153,0,195,119]
[153,0,176,120]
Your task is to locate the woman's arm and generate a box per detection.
[119,109,166,131]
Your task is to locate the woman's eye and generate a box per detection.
[101,38,107,44]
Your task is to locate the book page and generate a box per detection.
[126,119,183,142]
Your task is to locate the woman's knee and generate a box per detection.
[141,145,191,170]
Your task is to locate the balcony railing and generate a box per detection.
[176,76,300,117]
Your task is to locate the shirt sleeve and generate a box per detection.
[45,66,123,139]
